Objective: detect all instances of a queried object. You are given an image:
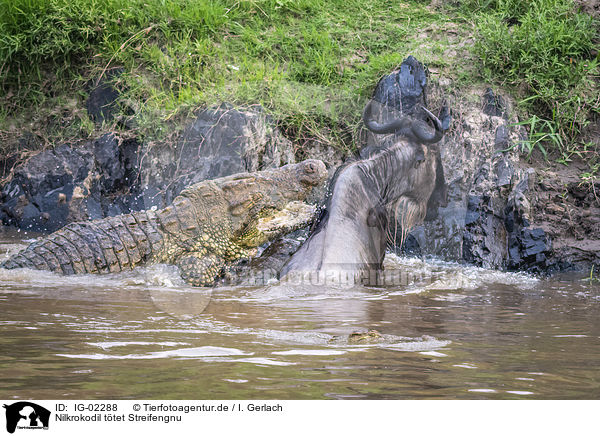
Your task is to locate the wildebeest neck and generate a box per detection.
[280,142,426,281]
[354,141,417,205]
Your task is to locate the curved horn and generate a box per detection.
[411,107,444,144]
[362,100,411,134]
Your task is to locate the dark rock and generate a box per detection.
[86,69,124,125]
[494,157,513,187]
[462,157,552,272]
[504,186,552,271]
[139,104,296,208]
[507,226,551,271]
[0,133,143,232]
[494,124,510,151]
[462,191,508,269]
[396,233,422,257]
[521,228,547,257]
[0,144,94,232]
[473,161,490,186]
[121,138,141,179]
[94,133,126,192]
[84,197,103,220]
[372,55,428,118]
[465,195,481,225]
[482,88,507,118]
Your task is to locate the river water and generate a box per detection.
[1,230,599,400]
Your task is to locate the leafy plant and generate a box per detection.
[510,115,564,160]
[472,0,599,152]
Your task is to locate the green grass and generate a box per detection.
[0,0,451,150]
[468,0,599,156]
[0,0,598,161]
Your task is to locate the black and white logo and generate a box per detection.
[3,402,50,434]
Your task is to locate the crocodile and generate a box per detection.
[1,160,328,286]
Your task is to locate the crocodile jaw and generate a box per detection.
[240,201,317,247]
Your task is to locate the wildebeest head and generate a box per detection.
[281,102,448,281]
[362,99,444,144]
[362,99,447,227]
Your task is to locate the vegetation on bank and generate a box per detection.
[466,0,599,163]
[0,0,598,168]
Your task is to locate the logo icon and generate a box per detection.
[3,402,50,434]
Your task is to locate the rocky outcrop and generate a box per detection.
[138,103,298,208]
[413,86,556,272]
[1,57,597,274]
[0,134,140,232]
[0,104,331,233]
[383,73,598,272]
[366,58,561,272]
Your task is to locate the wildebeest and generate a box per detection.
[280,101,447,285]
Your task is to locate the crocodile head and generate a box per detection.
[220,159,328,248]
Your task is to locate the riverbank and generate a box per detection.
[0,0,598,275]
[1,0,597,160]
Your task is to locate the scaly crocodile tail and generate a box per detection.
[1,210,164,275]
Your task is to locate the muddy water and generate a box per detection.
[1,230,599,400]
